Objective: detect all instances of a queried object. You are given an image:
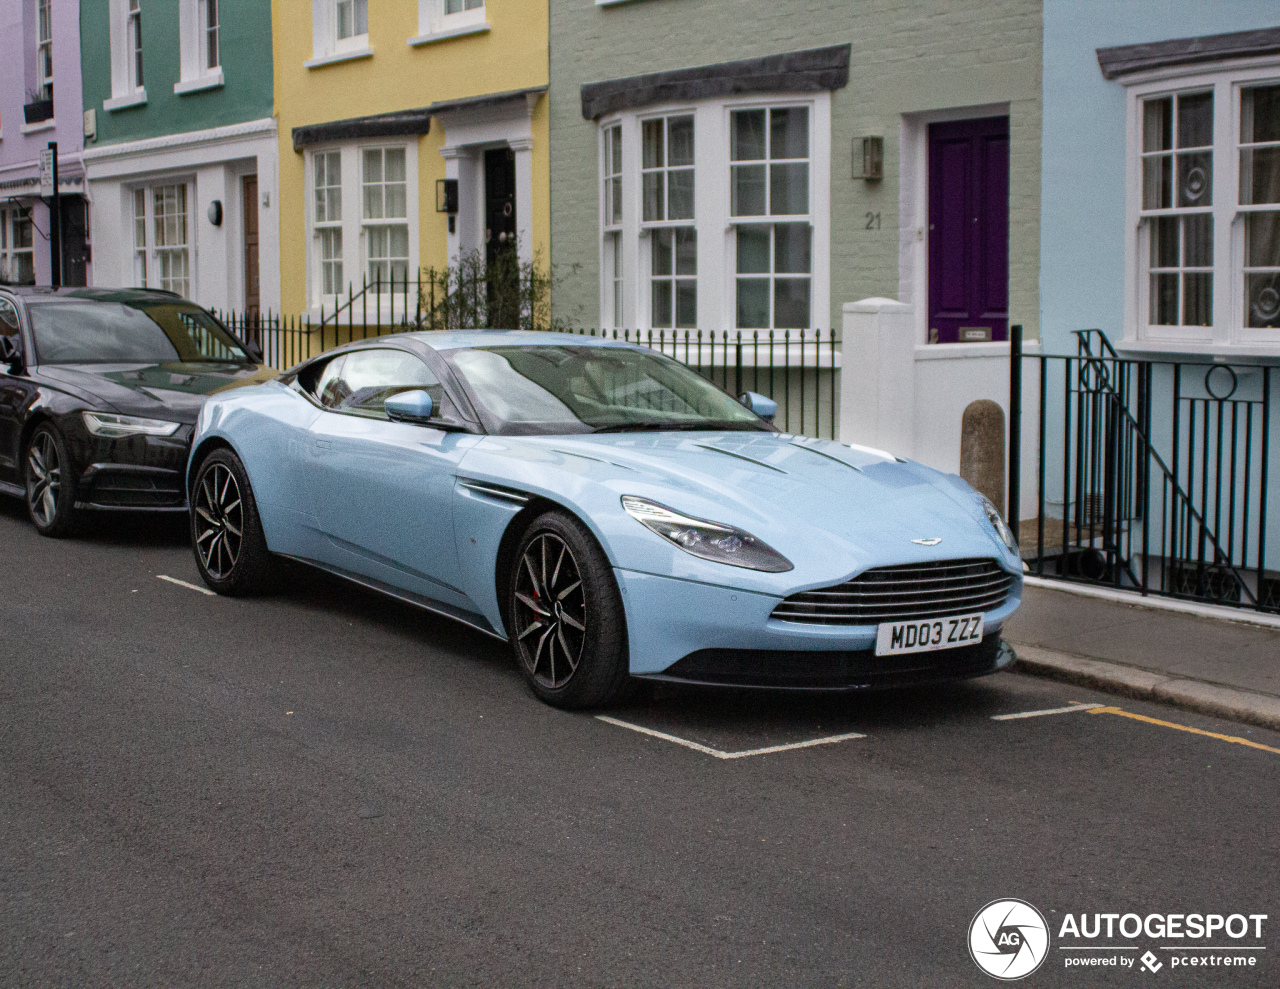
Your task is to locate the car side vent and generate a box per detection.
[771,558,1013,626]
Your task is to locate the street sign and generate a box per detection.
[39,149,54,197]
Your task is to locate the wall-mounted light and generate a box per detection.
[207,200,223,226]
[436,179,458,214]
[436,179,458,233]
[853,136,884,181]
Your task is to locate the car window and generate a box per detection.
[27,301,248,364]
[446,345,770,434]
[321,349,443,419]
[0,298,18,337]
[312,355,347,408]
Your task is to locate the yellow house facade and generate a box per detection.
[272,0,549,318]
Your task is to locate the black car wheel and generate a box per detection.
[191,448,272,596]
[25,423,77,537]
[508,510,630,709]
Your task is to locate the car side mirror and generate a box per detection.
[385,389,434,424]
[0,334,22,372]
[243,339,264,364]
[739,391,777,423]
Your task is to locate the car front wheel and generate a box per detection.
[191,448,272,596]
[508,510,630,709]
[25,423,77,537]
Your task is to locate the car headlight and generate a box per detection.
[981,495,1019,554]
[81,411,182,438]
[621,496,793,572]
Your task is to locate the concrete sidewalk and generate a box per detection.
[1003,579,1280,731]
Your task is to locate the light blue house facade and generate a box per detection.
[1038,3,1279,609]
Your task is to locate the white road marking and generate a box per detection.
[595,715,864,760]
[156,575,216,597]
[991,702,1103,721]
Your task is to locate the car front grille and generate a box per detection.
[86,470,185,508]
[771,558,1014,626]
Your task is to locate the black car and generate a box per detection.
[0,287,273,536]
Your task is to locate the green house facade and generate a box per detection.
[549,0,1042,507]
[80,0,278,313]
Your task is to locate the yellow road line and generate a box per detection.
[1088,706,1280,756]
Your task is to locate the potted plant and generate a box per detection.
[23,88,54,125]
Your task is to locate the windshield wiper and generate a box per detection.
[592,420,768,433]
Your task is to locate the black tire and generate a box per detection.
[507,510,630,709]
[190,448,273,596]
[24,422,78,537]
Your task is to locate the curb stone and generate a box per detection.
[1009,643,1280,734]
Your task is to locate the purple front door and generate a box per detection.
[927,116,1010,343]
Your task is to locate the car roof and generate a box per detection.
[0,286,192,307]
[406,330,636,352]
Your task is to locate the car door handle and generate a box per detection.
[314,439,332,450]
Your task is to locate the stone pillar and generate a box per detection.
[509,137,534,267]
[439,146,464,266]
[960,399,1006,514]
[839,297,915,458]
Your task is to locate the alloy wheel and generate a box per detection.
[513,532,587,689]
[26,431,61,527]
[194,463,244,579]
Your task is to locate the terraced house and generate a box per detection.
[548,0,1043,504]
[79,0,279,314]
[0,0,88,286]
[272,0,550,318]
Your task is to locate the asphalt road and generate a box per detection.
[2,497,1278,988]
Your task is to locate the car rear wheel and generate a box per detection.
[191,448,272,596]
[25,423,77,537]
[508,510,630,709]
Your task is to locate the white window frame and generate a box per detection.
[35,0,53,103]
[105,0,147,108]
[304,142,420,314]
[601,124,624,329]
[413,0,488,44]
[176,0,224,93]
[597,92,830,335]
[309,0,371,65]
[132,182,194,298]
[0,207,36,286]
[1122,58,1280,356]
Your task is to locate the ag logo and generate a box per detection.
[968,899,1050,980]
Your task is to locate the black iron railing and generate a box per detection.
[555,327,840,440]
[1022,329,1277,613]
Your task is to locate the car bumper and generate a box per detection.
[616,567,1021,689]
[63,419,193,510]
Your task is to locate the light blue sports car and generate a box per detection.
[187,331,1022,708]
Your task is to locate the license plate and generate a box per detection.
[875,614,984,656]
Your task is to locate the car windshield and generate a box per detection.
[445,344,773,435]
[28,301,249,365]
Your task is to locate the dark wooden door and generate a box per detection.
[242,175,260,317]
[484,148,516,265]
[927,116,1009,343]
[61,196,89,288]
[484,148,517,327]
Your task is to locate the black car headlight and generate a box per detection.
[981,495,1019,554]
[621,496,793,572]
[81,411,182,438]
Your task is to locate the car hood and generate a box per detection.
[38,362,277,424]
[463,431,1016,582]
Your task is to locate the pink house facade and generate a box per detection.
[0,0,89,287]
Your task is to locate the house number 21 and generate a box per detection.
[865,212,881,230]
